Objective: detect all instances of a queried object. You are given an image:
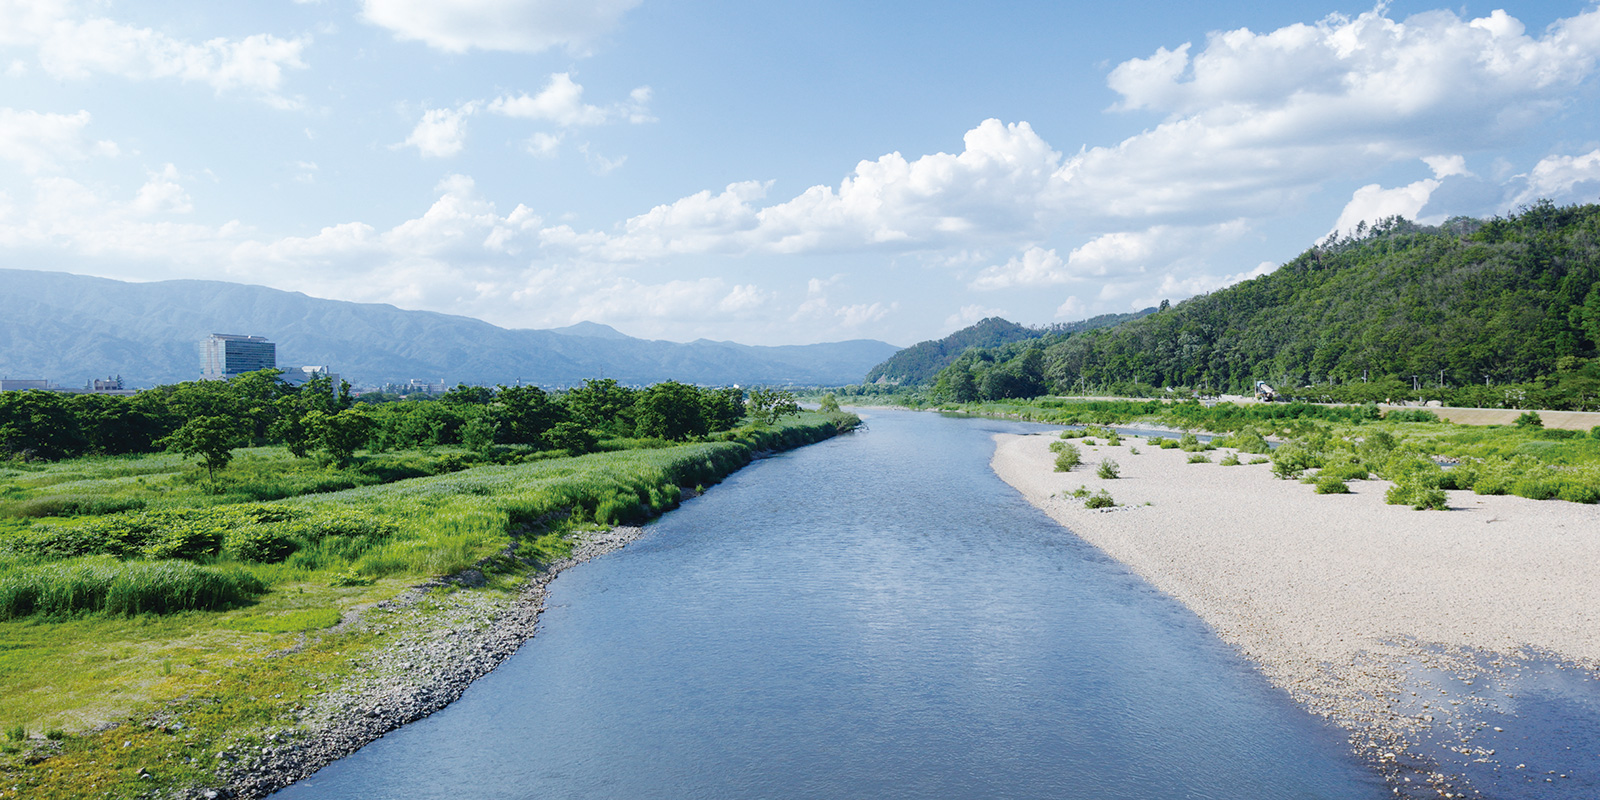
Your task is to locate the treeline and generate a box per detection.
[927,201,1600,410]
[0,372,805,465]
[863,310,1152,386]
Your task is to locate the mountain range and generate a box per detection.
[0,269,900,389]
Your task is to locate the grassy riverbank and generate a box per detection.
[0,411,857,799]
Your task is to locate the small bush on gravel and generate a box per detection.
[1219,452,1241,466]
[1128,446,1140,455]
[1084,490,1115,509]
[1105,432,1121,446]
[1187,453,1211,464]
[1248,456,1270,465]
[1147,436,1167,447]
[1386,481,1448,510]
[1159,439,1181,450]
[1179,432,1202,452]
[1270,444,1320,480]
[1216,427,1270,454]
[1097,460,1120,479]
[1054,443,1081,472]
[1070,485,1091,498]
[1314,474,1351,494]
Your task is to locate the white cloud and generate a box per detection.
[489,73,652,126]
[1511,149,1600,206]
[0,107,117,173]
[1054,297,1086,320]
[130,164,192,215]
[970,246,1070,290]
[945,303,1006,329]
[360,0,641,54]
[525,132,563,158]
[971,222,1249,290]
[1423,154,1471,179]
[1330,178,1441,236]
[403,103,478,158]
[0,1,308,104]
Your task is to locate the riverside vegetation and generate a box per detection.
[943,396,1600,507]
[0,373,858,798]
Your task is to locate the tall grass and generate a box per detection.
[0,557,265,619]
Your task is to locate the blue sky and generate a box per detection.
[3,1,1600,347]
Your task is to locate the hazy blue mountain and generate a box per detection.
[0,269,900,388]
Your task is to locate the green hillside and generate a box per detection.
[932,201,1600,408]
[864,310,1151,386]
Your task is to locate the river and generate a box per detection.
[273,409,1383,799]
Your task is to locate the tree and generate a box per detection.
[702,387,746,431]
[818,393,841,413]
[163,415,246,485]
[563,378,638,435]
[543,421,597,454]
[747,388,800,425]
[496,385,567,445]
[306,408,375,467]
[635,381,709,440]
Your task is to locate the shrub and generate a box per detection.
[1054,443,1082,472]
[225,525,300,563]
[1514,411,1544,428]
[1127,446,1140,455]
[1147,436,1166,447]
[3,725,22,742]
[1385,409,1440,423]
[1556,480,1600,504]
[1320,459,1369,481]
[1179,432,1202,452]
[1591,425,1600,440]
[1248,457,1270,465]
[1048,440,1068,454]
[1216,427,1270,454]
[1386,481,1448,510]
[1105,432,1121,446]
[1096,460,1120,479]
[1084,490,1115,509]
[1187,453,1211,464]
[1270,444,1319,479]
[1159,439,1181,450]
[1219,452,1241,466]
[1314,474,1351,494]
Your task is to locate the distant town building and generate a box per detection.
[201,333,276,379]
[406,379,447,394]
[89,376,124,392]
[0,378,51,392]
[282,365,341,392]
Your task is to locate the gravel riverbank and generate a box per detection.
[216,524,654,799]
[992,431,1600,798]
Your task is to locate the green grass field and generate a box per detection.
[0,412,856,799]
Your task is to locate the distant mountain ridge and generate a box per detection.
[864,311,1155,385]
[0,269,900,388]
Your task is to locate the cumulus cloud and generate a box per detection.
[1510,149,1600,207]
[0,1,308,104]
[403,103,478,158]
[0,107,118,173]
[945,303,1006,329]
[970,222,1249,290]
[360,0,641,54]
[489,73,652,126]
[1331,178,1443,235]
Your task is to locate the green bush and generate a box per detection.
[1179,432,1202,452]
[1320,459,1369,481]
[1096,459,1120,479]
[1314,474,1351,494]
[1105,432,1121,446]
[1048,440,1068,453]
[1084,490,1115,509]
[1147,436,1166,447]
[1270,444,1320,479]
[1054,443,1081,472]
[1386,481,1448,510]
[1217,427,1270,454]
[1591,425,1600,440]
[1219,452,1241,466]
[1187,453,1211,464]
[225,525,300,563]
[1514,411,1544,428]
[1159,439,1181,450]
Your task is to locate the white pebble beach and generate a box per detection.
[991,430,1600,790]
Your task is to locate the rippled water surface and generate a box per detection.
[275,410,1383,799]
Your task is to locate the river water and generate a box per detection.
[274,410,1383,799]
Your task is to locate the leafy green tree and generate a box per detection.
[162,415,246,484]
[702,387,746,431]
[0,390,86,460]
[635,381,709,440]
[461,408,501,454]
[495,385,567,444]
[818,393,842,413]
[306,408,375,467]
[440,383,496,406]
[543,421,597,454]
[563,378,638,435]
[747,388,800,425]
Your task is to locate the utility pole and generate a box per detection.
[1412,375,1419,392]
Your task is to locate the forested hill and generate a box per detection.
[932,201,1600,404]
[0,270,899,388]
[864,310,1151,385]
